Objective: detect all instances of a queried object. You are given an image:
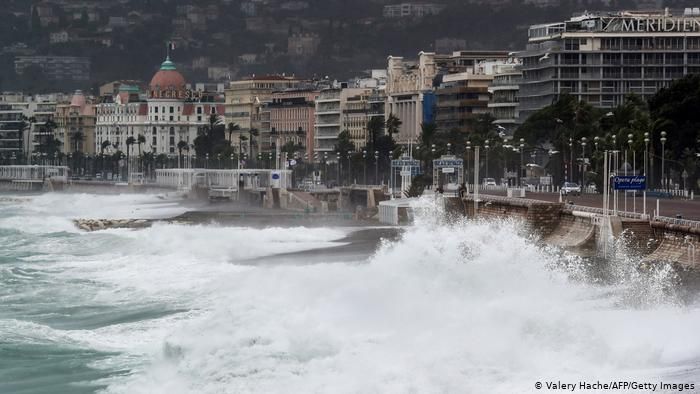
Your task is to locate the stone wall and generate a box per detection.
[457,194,700,268]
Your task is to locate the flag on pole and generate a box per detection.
[166,41,176,58]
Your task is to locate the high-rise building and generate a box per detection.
[488,63,521,136]
[314,87,374,154]
[0,103,24,162]
[517,9,700,121]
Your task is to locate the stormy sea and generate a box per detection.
[1,192,699,394]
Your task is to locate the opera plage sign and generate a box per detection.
[607,17,700,32]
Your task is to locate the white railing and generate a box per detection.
[155,168,293,191]
[0,165,69,182]
[654,215,700,229]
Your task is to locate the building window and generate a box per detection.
[170,106,174,113]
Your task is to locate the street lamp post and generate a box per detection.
[519,138,524,186]
[323,152,328,184]
[336,152,341,184]
[465,141,471,191]
[580,137,587,188]
[374,150,379,185]
[347,150,352,185]
[660,131,667,191]
[644,132,649,216]
[568,137,573,182]
[362,150,367,185]
[484,139,490,181]
[628,133,634,212]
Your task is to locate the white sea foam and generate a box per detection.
[96,198,700,394]
[3,193,700,394]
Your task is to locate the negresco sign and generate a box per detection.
[606,17,700,33]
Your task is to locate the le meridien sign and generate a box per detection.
[608,17,700,33]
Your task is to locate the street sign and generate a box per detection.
[433,159,463,167]
[391,159,420,168]
[613,175,646,190]
[442,167,455,173]
[399,170,412,176]
[289,159,297,166]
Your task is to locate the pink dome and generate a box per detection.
[149,57,186,98]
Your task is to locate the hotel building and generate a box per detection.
[518,9,700,121]
[95,57,224,156]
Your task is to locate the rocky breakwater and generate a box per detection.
[74,218,152,232]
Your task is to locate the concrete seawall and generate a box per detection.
[449,194,700,268]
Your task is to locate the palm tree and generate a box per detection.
[142,151,155,180]
[177,140,188,168]
[100,140,111,154]
[125,136,135,179]
[385,113,401,139]
[419,122,437,171]
[125,136,135,160]
[367,116,384,152]
[136,134,146,173]
[71,131,84,152]
[42,117,58,155]
[227,122,240,146]
[249,127,259,158]
[137,134,146,157]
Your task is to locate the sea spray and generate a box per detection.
[0,193,699,394]
[103,196,700,394]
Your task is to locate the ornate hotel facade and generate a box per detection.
[95,57,223,156]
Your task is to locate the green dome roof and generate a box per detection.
[160,56,177,71]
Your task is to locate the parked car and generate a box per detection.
[561,182,582,196]
[483,178,497,186]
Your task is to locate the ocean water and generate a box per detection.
[1,192,699,394]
